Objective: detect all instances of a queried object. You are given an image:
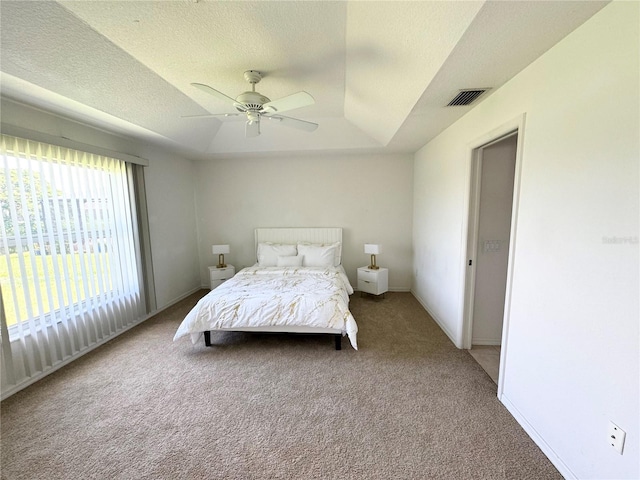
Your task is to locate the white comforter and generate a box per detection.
[173,265,358,349]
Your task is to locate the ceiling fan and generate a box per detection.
[184,70,318,138]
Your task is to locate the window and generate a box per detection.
[1,134,150,396]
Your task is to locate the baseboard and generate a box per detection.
[353,288,412,293]
[2,286,203,401]
[500,394,576,479]
[1,314,151,401]
[409,289,575,479]
[154,286,204,315]
[410,289,461,348]
[471,338,502,346]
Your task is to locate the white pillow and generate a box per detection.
[297,243,338,268]
[297,242,341,266]
[257,243,297,267]
[276,255,303,267]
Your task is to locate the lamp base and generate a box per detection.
[368,254,379,270]
[216,264,227,269]
[216,254,227,268]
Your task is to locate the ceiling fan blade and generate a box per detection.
[261,91,315,114]
[191,83,238,105]
[267,115,318,133]
[245,120,260,138]
[181,113,242,118]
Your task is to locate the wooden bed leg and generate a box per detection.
[204,331,212,347]
[334,334,342,350]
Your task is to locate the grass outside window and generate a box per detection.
[1,251,110,327]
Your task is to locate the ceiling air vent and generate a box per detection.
[447,89,489,106]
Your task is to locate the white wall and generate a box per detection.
[193,153,413,290]
[1,99,201,310]
[143,148,200,309]
[413,3,639,479]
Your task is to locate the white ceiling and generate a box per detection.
[0,1,608,159]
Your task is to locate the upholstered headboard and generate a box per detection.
[254,228,343,265]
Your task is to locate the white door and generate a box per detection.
[471,134,517,346]
[463,129,520,387]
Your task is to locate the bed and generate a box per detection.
[173,228,358,350]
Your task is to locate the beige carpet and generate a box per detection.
[1,292,561,479]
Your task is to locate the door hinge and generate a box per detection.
[468,259,473,266]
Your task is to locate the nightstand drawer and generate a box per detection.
[211,278,230,289]
[357,267,389,296]
[209,265,235,289]
[210,271,233,281]
[358,279,377,294]
[358,269,379,283]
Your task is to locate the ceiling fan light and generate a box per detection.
[245,119,260,138]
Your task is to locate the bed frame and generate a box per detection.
[204,331,342,350]
[204,227,346,350]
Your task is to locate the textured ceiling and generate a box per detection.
[0,1,608,159]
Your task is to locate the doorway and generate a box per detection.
[464,129,520,388]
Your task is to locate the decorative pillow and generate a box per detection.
[297,242,341,266]
[276,255,304,267]
[257,243,297,267]
[297,243,338,268]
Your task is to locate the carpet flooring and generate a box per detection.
[1,291,561,479]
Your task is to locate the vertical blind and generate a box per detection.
[0,134,147,397]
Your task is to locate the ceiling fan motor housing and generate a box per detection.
[235,91,271,111]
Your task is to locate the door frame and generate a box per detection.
[460,113,526,398]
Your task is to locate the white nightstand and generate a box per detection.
[357,266,389,296]
[209,265,235,290]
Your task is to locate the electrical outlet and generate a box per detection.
[607,422,626,454]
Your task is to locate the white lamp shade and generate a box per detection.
[364,244,381,255]
[212,244,230,255]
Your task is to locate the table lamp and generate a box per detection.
[364,244,381,270]
[212,244,230,268]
